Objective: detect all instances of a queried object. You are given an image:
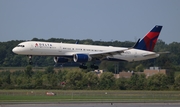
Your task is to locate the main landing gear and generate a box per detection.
[79,63,99,69]
[90,64,99,69]
[79,63,87,69]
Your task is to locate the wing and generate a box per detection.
[89,48,129,60]
[57,48,129,60]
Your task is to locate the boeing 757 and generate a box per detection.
[12,25,163,69]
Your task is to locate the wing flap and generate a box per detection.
[89,48,129,59]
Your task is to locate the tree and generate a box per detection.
[45,66,55,74]
[33,71,43,88]
[1,71,11,85]
[147,73,168,90]
[115,77,128,90]
[0,45,6,65]
[84,72,99,89]
[99,61,116,73]
[99,72,115,89]
[66,70,86,89]
[128,74,146,90]
[174,74,180,90]
[24,65,33,78]
[57,70,68,82]
[135,64,144,72]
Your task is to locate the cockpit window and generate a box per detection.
[16,45,25,47]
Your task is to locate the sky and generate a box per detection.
[0,0,180,44]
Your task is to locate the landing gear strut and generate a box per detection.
[28,55,32,65]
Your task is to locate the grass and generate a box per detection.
[0,67,180,103]
[0,90,180,103]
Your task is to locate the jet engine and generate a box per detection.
[54,57,69,63]
[73,54,92,63]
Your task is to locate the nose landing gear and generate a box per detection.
[28,55,32,65]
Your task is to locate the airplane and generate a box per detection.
[12,25,163,69]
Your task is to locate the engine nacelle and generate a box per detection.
[54,57,69,63]
[73,54,92,63]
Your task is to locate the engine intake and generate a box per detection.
[54,57,69,63]
[73,54,92,63]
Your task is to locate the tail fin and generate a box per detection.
[133,25,163,51]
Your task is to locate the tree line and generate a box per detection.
[0,66,180,90]
[0,38,180,72]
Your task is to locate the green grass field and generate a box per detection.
[0,90,180,103]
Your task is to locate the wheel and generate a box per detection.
[79,64,87,69]
[90,65,99,69]
[82,66,87,69]
[93,66,99,69]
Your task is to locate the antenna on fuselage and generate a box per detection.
[75,40,79,44]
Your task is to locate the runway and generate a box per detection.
[1,103,180,107]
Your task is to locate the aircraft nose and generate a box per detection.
[12,47,18,54]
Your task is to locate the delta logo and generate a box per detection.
[35,43,38,47]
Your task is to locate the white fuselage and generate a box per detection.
[12,41,159,62]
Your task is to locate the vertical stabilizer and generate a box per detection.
[133,25,163,51]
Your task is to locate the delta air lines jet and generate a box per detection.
[12,25,163,69]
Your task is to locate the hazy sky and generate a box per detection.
[0,0,180,44]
